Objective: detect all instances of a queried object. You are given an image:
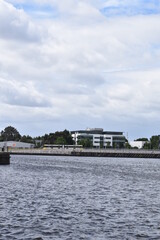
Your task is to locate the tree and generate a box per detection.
[135,138,148,141]
[62,130,74,145]
[40,130,74,145]
[54,136,67,145]
[143,142,151,149]
[1,126,21,141]
[78,138,92,148]
[125,142,131,149]
[150,135,159,149]
[42,133,55,144]
[21,135,34,143]
[106,141,111,148]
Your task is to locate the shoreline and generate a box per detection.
[8,148,160,159]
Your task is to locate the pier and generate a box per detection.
[0,152,10,165]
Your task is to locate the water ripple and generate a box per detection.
[1,156,160,239]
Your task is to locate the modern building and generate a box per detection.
[71,128,125,148]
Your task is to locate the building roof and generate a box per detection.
[71,129,123,135]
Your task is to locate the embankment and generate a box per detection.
[9,148,160,159]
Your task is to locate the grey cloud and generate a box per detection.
[0,1,42,42]
[0,77,51,107]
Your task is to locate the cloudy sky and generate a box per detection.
[0,0,160,140]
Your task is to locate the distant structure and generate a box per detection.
[129,141,147,149]
[43,144,82,149]
[0,141,34,151]
[71,128,125,148]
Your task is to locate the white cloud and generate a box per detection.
[0,0,160,139]
[0,1,42,41]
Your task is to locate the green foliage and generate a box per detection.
[78,138,92,148]
[142,135,160,150]
[106,141,111,148]
[113,142,125,149]
[125,142,131,149]
[62,130,74,145]
[0,126,74,148]
[54,130,73,145]
[143,142,151,149]
[100,141,103,148]
[135,138,148,141]
[125,138,128,143]
[21,135,34,143]
[1,126,21,141]
[38,129,74,145]
[54,136,67,145]
[150,135,160,149]
[42,133,55,144]
[0,135,3,142]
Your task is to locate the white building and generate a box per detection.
[71,128,125,148]
[129,141,147,149]
[0,141,35,150]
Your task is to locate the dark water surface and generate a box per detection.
[1,156,160,240]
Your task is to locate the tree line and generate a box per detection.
[0,126,74,147]
[0,126,160,149]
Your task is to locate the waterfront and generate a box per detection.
[1,156,160,239]
[9,148,160,159]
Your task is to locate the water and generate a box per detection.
[1,156,160,240]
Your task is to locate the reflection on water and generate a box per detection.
[1,155,160,239]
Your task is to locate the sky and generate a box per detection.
[0,0,160,140]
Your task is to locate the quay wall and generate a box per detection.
[0,153,10,165]
[71,151,160,158]
[9,148,160,159]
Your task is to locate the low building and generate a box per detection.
[0,141,35,150]
[71,128,125,148]
[129,141,147,149]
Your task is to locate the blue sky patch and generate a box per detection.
[6,0,160,19]
[100,0,160,17]
[101,6,160,17]
[6,1,59,19]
